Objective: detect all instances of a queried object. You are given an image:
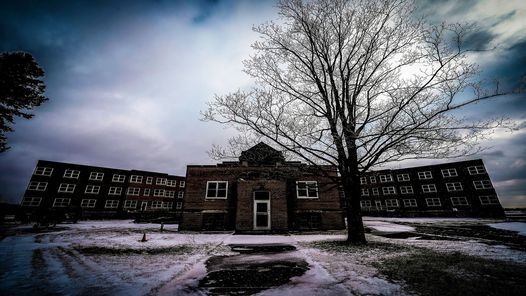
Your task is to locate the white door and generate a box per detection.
[253,200,271,230]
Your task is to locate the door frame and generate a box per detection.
[253,192,271,230]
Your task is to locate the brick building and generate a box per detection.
[180,143,346,232]
[20,160,186,219]
[358,159,505,217]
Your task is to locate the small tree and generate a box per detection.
[203,0,507,244]
[0,52,48,152]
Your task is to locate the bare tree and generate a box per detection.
[202,0,507,244]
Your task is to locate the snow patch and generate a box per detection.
[487,222,526,236]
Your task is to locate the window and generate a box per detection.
[382,186,396,195]
[163,202,173,209]
[58,183,75,193]
[385,199,399,207]
[28,181,47,191]
[156,178,167,185]
[21,197,42,207]
[34,167,53,176]
[360,200,372,208]
[441,168,458,178]
[473,180,492,190]
[379,174,393,183]
[296,181,318,199]
[165,190,175,198]
[400,186,413,194]
[85,185,100,194]
[176,202,183,209]
[80,199,96,208]
[361,188,369,196]
[418,171,432,180]
[63,169,80,179]
[112,174,126,183]
[468,165,486,175]
[89,172,104,181]
[297,213,322,230]
[372,188,379,196]
[124,200,138,209]
[479,195,499,205]
[450,196,469,206]
[53,198,71,207]
[127,187,140,196]
[180,181,185,188]
[369,176,376,183]
[130,175,143,183]
[403,199,417,207]
[446,182,463,192]
[108,187,122,195]
[105,200,119,208]
[151,201,163,209]
[178,191,184,198]
[206,181,229,199]
[144,188,150,196]
[397,174,410,182]
[426,198,441,207]
[167,179,176,187]
[154,189,165,197]
[146,177,153,184]
[421,184,437,193]
[360,177,367,185]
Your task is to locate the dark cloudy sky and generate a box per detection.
[1,0,525,207]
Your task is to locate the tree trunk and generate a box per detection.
[343,174,367,244]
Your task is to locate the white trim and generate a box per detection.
[58,183,76,193]
[21,197,42,206]
[89,172,104,181]
[130,175,143,183]
[63,169,80,179]
[253,197,271,230]
[425,198,441,207]
[127,187,140,196]
[28,181,48,191]
[80,199,96,208]
[400,185,413,194]
[403,199,417,207]
[112,174,126,183]
[479,195,499,205]
[205,181,228,199]
[105,200,119,209]
[124,200,138,209]
[441,168,458,178]
[450,196,469,206]
[397,173,410,182]
[84,185,100,194]
[382,186,396,195]
[421,184,437,193]
[108,186,122,195]
[34,167,53,176]
[418,171,432,180]
[296,181,319,199]
[473,180,492,190]
[53,198,71,207]
[446,182,463,192]
[468,165,486,175]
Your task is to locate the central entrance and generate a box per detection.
[253,191,271,230]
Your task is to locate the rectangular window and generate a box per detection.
[108,187,122,195]
[479,195,499,205]
[127,187,140,196]
[446,182,463,192]
[372,188,379,196]
[58,183,76,193]
[80,199,96,208]
[180,181,186,188]
[421,184,437,193]
[21,197,42,207]
[296,181,318,199]
[450,196,469,206]
[379,174,393,183]
[144,188,150,196]
[397,173,410,182]
[105,200,119,209]
[360,177,367,185]
[163,202,173,209]
[426,198,441,207]
[112,174,126,183]
[146,177,153,184]
[361,188,369,196]
[53,198,71,207]
[403,199,417,207]
[151,201,163,209]
[418,171,432,180]
[382,186,396,195]
[360,200,372,208]
[28,181,48,191]
[85,185,100,194]
[89,172,104,181]
[124,200,138,209]
[468,165,486,175]
[441,168,458,178]
[34,167,53,176]
[167,179,176,187]
[178,191,184,198]
[206,181,228,199]
[130,175,143,183]
[400,186,413,194]
[63,169,80,179]
[176,202,183,209]
[473,180,492,190]
[154,189,166,197]
[369,176,376,183]
[385,199,399,207]
[165,190,175,198]
[156,178,167,185]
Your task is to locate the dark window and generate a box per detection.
[202,213,226,230]
[297,213,322,230]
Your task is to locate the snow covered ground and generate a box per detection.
[1,218,524,295]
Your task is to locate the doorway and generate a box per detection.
[253,191,270,230]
